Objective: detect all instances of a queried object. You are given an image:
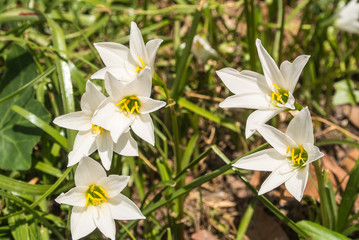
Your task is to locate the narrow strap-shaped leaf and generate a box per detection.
[297,220,351,240]
[0,190,65,240]
[178,97,239,132]
[11,105,68,150]
[336,159,359,232]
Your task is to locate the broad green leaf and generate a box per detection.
[333,79,359,106]
[0,45,50,170]
[297,220,351,240]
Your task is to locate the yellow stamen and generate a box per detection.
[135,57,146,73]
[98,186,110,197]
[284,93,289,97]
[272,83,280,90]
[300,144,303,153]
[85,194,90,207]
[286,146,290,154]
[93,191,108,202]
[116,98,128,106]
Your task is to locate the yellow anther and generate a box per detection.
[93,191,108,202]
[91,185,95,192]
[300,144,303,153]
[135,101,139,113]
[91,124,103,135]
[98,186,110,197]
[135,57,146,73]
[130,96,139,100]
[85,195,90,207]
[291,149,295,159]
[284,93,289,97]
[116,98,128,106]
[272,83,280,90]
[286,146,290,154]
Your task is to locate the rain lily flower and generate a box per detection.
[190,35,217,64]
[53,81,138,170]
[233,108,324,201]
[335,0,359,34]
[217,39,310,138]
[92,67,166,146]
[91,21,163,82]
[55,157,145,240]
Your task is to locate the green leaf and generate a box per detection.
[297,220,351,240]
[0,44,50,170]
[333,79,359,106]
[336,159,359,232]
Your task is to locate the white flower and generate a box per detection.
[92,67,166,146]
[336,0,359,34]
[91,22,163,82]
[233,108,324,201]
[217,39,310,138]
[55,157,145,240]
[53,81,138,170]
[191,35,217,64]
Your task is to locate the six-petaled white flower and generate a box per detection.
[53,81,138,170]
[92,67,166,146]
[55,157,145,240]
[217,39,310,138]
[336,0,359,34]
[233,108,324,201]
[91,21,163,82]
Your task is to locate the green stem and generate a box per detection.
[244,0,257,71]
[313,160,329,228]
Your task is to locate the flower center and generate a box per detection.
[85,184,110,207]
[135,57,146,73]
[271,83,289,106]
[286,144,308,168]
[91,124,103,135]
[116,95,140,115]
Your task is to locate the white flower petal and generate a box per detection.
[284,166,309,201]
[92,204,116,240]
[233,149,285,171]
[286,107,314,145]
[138,96,166,114]
[256,39,287,90]
[130,22,149,64]
[96,131,114,171]
[258,162,295,195]
[104,72,126,101]
[68,130,97,167]
[217,68,270,95]
[53,111,92,131]
[302,143,324,165]
[245,109,283,139]
[71,206,96,240]
[131,114,154,145]
[114,131,138,156]
[108,193,145,220]
[124,67,152,98]
[257,124,297,154]
[55,186,87,207]
[91,66,135,81]
[219,93,272,109]
[146,39,163,74]
[97,175,130,198]
[75,156,107,187]
[80,80,106,113]
[280,55,310,93]
[92,100,132,142]
[93,42,130,67]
